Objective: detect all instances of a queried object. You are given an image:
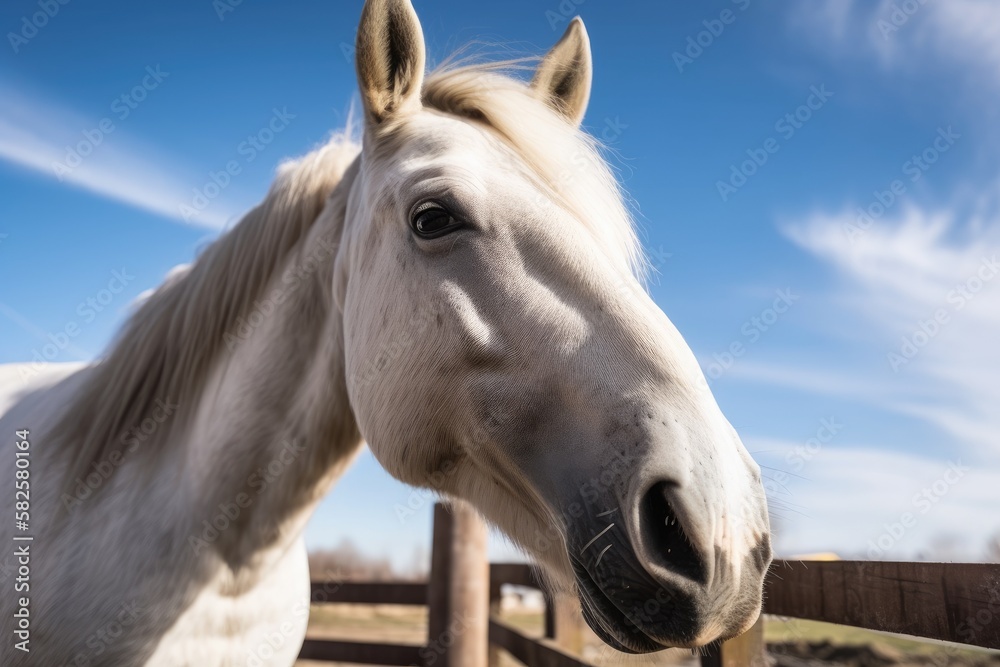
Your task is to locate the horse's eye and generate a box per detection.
[411,205,462,239]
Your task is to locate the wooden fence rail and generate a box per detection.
[298,638,425,665]
[489,620,592,667]
[300,503,1000,666]
[764,560,1000,650]
[309,581,427,606]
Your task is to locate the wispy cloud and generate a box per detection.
[727,360,889,401]
[763,1,1000,460]
[788,0,1000,94]
[0,84,235,229]
[755,439,1000,560]
[780,200,1000,459]
[739,4,1000,558]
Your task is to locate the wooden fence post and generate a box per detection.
[700,616,766,667]
[550,593,585,656]
[543,590,556,640]
[428,502,490,667]
[488,576,503,667]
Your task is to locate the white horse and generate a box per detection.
[0,1,771,664]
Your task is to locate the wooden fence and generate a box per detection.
[300,503,1000,666]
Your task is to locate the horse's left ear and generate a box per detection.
[531,17,593,127]
[355,0,426,126]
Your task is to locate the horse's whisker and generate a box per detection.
[595,543,613,568]
[581,522,615,553]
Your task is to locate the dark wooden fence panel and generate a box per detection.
[298,638,424,664]
[309,581,428,606]
[765,560,1000,650]
[490,563,545,592]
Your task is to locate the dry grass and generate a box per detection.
[294,604,695,666]
[295,606,1000,666]
[765,616,1000,662]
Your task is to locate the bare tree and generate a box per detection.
[922,533,967,562]
[308,539,400,582]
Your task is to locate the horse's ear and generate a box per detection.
[355,0,426,126]
[531,17,593,127]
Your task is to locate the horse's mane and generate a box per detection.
[56,56,645,496]
[55,134,361,493]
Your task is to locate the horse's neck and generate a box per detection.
[186,200,362,570]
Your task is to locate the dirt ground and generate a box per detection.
[294,607,1000,667]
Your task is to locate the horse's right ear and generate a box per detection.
[355,0,426,126]
[531,17,593,127]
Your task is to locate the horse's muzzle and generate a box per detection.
[566,480,772,652]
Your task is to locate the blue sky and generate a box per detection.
[2,0,998,569]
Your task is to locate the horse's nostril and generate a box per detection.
[640,482,706,584]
